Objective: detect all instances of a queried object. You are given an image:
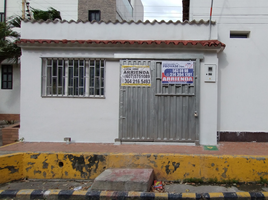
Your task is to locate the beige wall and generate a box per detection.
[78,0,117,21]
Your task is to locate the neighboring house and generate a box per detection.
[0,0,78,121]
[78,0,144,22]
[18,19,224,145]
[0,1,20,121]
[182,0,268,142]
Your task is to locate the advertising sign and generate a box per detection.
[162,61,194,84]
[121,65,151,87]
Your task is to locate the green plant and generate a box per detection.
[5,120,15,124]
[260,177,268,184]
[184,178,204,184]
[207,177,218,184]
[220,178,239,184]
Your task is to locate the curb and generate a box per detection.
[1,190,268,200]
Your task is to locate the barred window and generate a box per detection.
[42,58,105,98]
[1,65,13,89]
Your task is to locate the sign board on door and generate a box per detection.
[121,65,151,87]
[162,61,194,84]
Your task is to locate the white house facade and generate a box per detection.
[18,20,224,145]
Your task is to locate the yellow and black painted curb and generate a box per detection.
[1,190,268,200]
[2,152,268,183]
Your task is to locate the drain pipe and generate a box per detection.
[208,0,214,40]
[4,0,6,22]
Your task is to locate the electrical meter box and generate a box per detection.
[205,64,216,83]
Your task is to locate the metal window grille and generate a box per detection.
[1,65,13,89]
[42,58,105,98]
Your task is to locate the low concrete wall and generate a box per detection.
[23,153,268,182]
[1,152,268,184]
[0,153,24,184]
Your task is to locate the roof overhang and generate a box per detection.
[17,39,225,52]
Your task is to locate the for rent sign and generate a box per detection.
[162,61,194,84]
[121,65,151,87]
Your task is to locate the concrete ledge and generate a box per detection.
[1,190,268,200]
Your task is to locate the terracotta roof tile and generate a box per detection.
[17,39,225,47]
[23,19,216,25]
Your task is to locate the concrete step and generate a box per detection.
[91,168,154,192]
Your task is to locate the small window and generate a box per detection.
[42,58,105,98]
[1,65,13,89]
[0,13,5,22]
[88,10,101,22]
[230,31,250,38]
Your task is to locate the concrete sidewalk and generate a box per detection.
[0,141,268,155]
[1,142,268,199]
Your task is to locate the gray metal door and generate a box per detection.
[119,60,199,143]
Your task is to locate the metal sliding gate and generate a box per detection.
[119,60,200,143]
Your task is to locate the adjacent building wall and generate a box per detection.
[78,0,117,21]
[0,64,20,115]
[190,0,268,133]
[131,0,144,21]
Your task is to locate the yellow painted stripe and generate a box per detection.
[44,189,62,195]
[128,191,141,197]
[16,189,34,198]
[0,190,3,194]
[208,193,224,198]
[236,192,251,199]
[100,191,114,196]
[72,191,87,196]
[155,193,168,199]
[182,193,196,198]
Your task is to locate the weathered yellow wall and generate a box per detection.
[0,153,24,184]
[23,153,268,182]
[1,152,268,183]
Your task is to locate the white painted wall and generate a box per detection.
[190,0,268,132]
[116,0,143,21]
[20,21,221,144]
[21,21,217,40]
[0,0,77,20]
[20,49,120,143]
[0,64,20,114]
[132,0,144,21]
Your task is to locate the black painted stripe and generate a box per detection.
[0,190,19,199]
[140,192,155,200]
[85,190,101,200]
[58,190,74,200]
[30,190,45,199]
[202,193,211,199]
[249,192,265,200]
[168,193,183,199]
[223,192,238,200]
[112,191,128,200]
[196,193,202,200]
